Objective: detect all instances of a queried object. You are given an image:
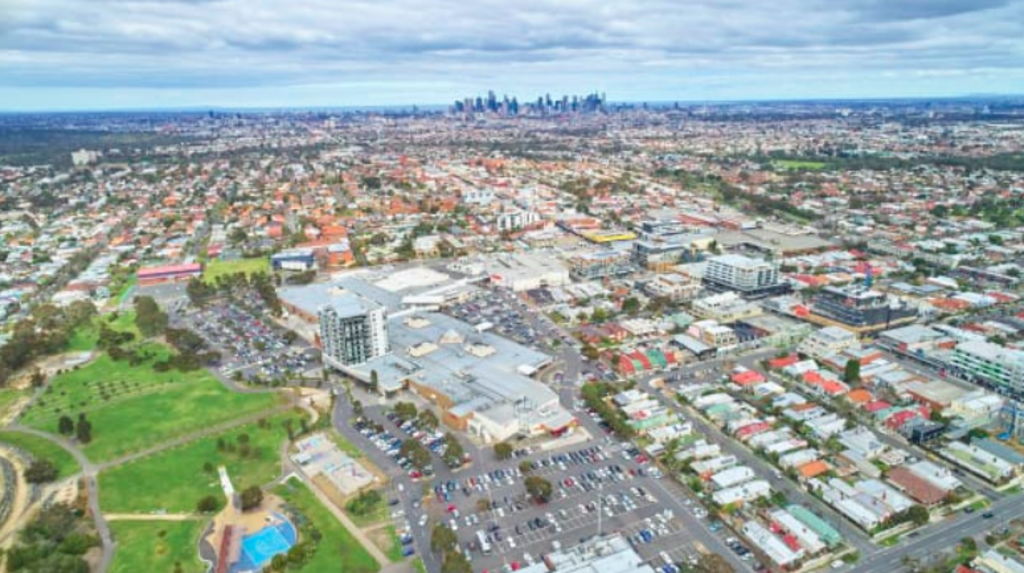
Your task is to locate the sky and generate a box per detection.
[1,0,1024,111]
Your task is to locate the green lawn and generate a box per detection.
[109,519,207,573]
[203,257,269,284]
[100,411,303,513]
[66,311,140,353]
[383,525,403,562]
[345,491,389,528]
[0,431,80,479]
[22,347,281,462]
[411,557,427,573]
[275,478,380,573]
[772,159,828,171]
[0,388,28,417]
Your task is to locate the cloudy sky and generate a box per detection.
[1,0,1023,110]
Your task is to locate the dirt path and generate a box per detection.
[105,513,203,521]
[0,448,31,545]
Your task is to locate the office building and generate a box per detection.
[318,291,389,367]
[703,254,786,298]
[810,285,917,335]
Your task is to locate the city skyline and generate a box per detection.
[3,0,1024,111]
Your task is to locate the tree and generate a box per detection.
[621,297,641,315]
[519,460,534,474]
[58,415,75,436]
[196,495,219,513]
[75,415,92,444]
[400,439,431,470]
[441,433,466,468]
[133,296,168,337]
[844,359,861,384]
[240,485,264,511]
[393,401,418,422]
[430,523,458,554]
[903,504,930,527]
[441,551,472,573]
[494,442,514,461]
[418,409,439,430]
[24,459,58,484]
[270,554,288,572]
[524,476,553,503]
[696,553,735,573]
[30,369,45,388]
[582,345,600,361]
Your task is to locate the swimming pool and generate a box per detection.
[232,515,297,572]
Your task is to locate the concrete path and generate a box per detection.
[280,457,391,566]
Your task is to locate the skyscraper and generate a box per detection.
[318,293,389,367]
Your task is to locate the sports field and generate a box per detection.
[274,478,380,573]
[99,411,301,513]
[0,431,79,479]
[203,257,269,284]
[21,346,281,462]
[109,519,207,573]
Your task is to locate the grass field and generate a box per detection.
[772,159,828,171]
[345,491,389,529]
[0,389,28,417]
[0,431,80,479]
[203,257,269,284]
[22,347,281,462]
[109,519,207,573]
[275,478,380,573]
[99,410,303,513]
[66,311,140,353]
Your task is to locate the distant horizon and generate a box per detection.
[2,92,1023,115]
[4,0,1024,113]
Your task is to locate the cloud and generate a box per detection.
[0,0,1022,109]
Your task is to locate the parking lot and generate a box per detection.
[180,302,317,380]
[416,441,714,573]
[447,287,572,350]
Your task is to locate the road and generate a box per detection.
[848,493,1024,573]
[1,426,115,573]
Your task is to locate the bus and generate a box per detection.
[476,530,493,555]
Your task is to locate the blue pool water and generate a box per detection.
[232,515,297,572]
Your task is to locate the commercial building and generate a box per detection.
[136,262,203,285]
[271,248,317,271]
[703,254,785,298]
[280,269,573,443]
[484,252,570,292]
[809,285,918,335]
[567,250,633,281]
[516,534,657,573]
[691,291,762,323]
[643,273,702,302]
[798,326,859,359]
[952,339,1024,396]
